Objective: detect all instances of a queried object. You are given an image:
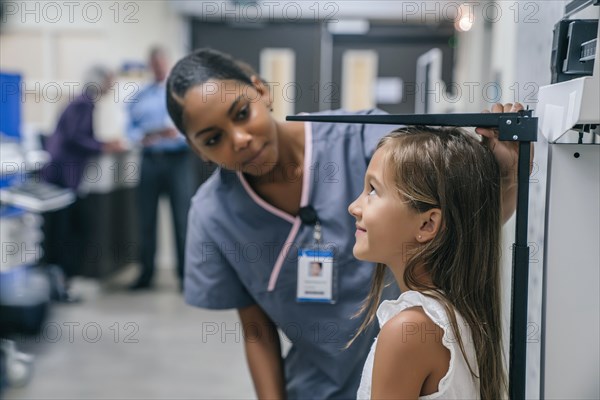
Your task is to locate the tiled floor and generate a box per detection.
[4,266,255,400]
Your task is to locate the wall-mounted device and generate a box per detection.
[551,19,597,83]
[538,2,599,143]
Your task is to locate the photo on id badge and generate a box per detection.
[309,262,323,277]
[297,249,335,303]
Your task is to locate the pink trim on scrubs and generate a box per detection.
[236,120,313,291]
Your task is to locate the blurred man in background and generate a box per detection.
[127,47,193,291]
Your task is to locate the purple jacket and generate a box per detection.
[42,94,103,190]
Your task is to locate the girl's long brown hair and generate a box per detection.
[350,127,505,398]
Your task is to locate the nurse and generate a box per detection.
[166,48,522,399]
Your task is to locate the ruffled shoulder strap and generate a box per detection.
[376,290,450,328]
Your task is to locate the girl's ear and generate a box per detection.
[416,209,442,243]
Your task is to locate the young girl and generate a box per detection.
[166,47,520,398]
[349,127,505,399]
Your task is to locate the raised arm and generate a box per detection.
[238,304,286,400]
[475,102,535,224]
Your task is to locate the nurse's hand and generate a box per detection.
[475,102,534,223]
[475,102,534,179]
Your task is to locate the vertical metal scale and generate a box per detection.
[287,110,538,399]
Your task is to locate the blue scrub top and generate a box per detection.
[184,109,401,398]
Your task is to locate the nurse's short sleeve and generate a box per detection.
[184,203,256,310]
[360,109,403,161]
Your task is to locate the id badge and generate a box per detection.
[296,248,336,304]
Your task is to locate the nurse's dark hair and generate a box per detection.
[348,126,505,399]
[166,48,253,134]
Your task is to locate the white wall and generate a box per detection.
[0,0,188,133]
[453,1,566,109]
[452,1,493,112]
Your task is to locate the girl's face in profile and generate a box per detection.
[348,148,423,267]
[181,78,279,176]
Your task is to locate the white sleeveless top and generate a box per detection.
[357,291,480,399]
